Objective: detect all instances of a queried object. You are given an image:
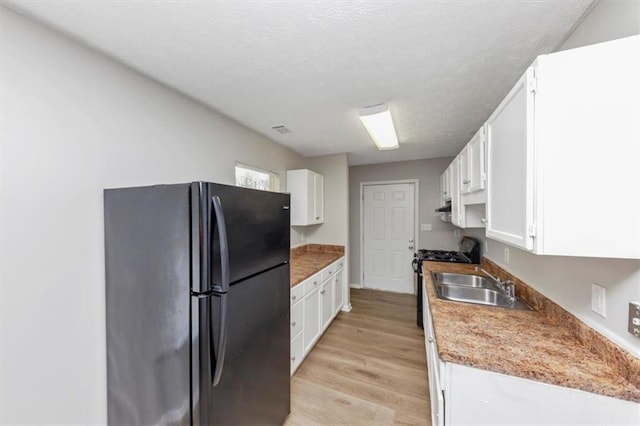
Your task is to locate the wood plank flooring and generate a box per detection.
[286,288,431,425]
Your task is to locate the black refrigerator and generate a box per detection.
[104,182,291,425]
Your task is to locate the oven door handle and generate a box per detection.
[411,257,420,273]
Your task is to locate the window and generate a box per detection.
[235,162,280,192]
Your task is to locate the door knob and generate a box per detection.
[409,238,414,243]
[409,245,414,250]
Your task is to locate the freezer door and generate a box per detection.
[105,184,192,426]
[193,182,290,289]
[197,263,290,425]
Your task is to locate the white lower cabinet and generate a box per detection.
[302,287,320,353]
[290,256,346,375]
[422,282,639,424]
[333,267,344,315]
[320,280,333,330]
[290,331,304,374]
[290,299,303,340]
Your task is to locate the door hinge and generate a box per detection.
[528,223,537,238]
[528,75,537,94]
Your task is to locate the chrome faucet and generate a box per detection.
[502,280,516,299]
[476,267,516,301]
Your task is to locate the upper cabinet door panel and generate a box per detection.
[459,145,471,195]
[468,127,486,193]
[486,67,535,251]
[287,169,325,226]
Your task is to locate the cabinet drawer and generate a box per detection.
[290,299,303,337]
[291,283,303,305]
[291,331,304,375]
[303,272,322,295]
[335,257,345,271]
[321,263,336,281]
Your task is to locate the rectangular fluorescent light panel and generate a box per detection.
[359,104,399,150]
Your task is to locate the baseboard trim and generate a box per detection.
[349,283,363,289]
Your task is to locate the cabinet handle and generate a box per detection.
[291,321,296,327]
[463,180,470,184]
[328,271,332,274]
[291,356,296,361]
[314,280,318,285]
[292,295,296,301]
[320,290,326,295]
[315,216,320,220]
[481,218,487,224]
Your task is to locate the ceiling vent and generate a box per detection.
[272,125,292,134]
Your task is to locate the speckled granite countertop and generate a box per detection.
[422,261,640,403]
[290,244,344,288]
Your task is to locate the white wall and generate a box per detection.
[558,0,640,51]
[464,0,640,357]
[348,158,457,285]
[297,153,349,248]
[0,8,312,424]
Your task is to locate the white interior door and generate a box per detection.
[363,183,415,294]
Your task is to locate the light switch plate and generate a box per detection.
[591,283,606,318]
[629,302,640,338]
[421,223,432,231]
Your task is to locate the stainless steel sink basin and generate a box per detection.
[430,272,533,310]
[431,272,493,288]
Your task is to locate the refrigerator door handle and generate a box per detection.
[211,292,228,386]
[211,195,230,293]
[210,195,229,386]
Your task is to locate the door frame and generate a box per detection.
[359,179,419,291]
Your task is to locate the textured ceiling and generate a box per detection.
[2,0,593,165]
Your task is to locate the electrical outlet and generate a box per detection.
[503,247,510,264]
[421,223,432,231]
[453,229,460,237]
[591,284,606,318]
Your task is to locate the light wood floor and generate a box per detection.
[285,288,431,425]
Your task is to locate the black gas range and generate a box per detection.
[412,237,480,329]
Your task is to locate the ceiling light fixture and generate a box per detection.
[358,104,399,150]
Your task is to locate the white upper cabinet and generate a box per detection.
[459,145,470,194]
[451,157,461,227]
[486,35,640,258]
[450,154,485,229]
[287,169,324,226]
[486,68,535,250]
[466,127,486,194]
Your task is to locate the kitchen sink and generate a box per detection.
[430,272,533,310]
[431,272,494,288]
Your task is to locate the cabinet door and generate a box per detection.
[291,331,304,375]
[333,269,343,315]
[468,127,486,193]
[306,171,316,224]
[313,173,324,223]
[450,157,463,227]
[290,299,303,338]
[459,145,471,194]
[303,288,321,352]
[440,170,450,203]
[486,67,535,250]
[320,280,333,330]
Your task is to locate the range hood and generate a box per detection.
[435,201,451,213]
